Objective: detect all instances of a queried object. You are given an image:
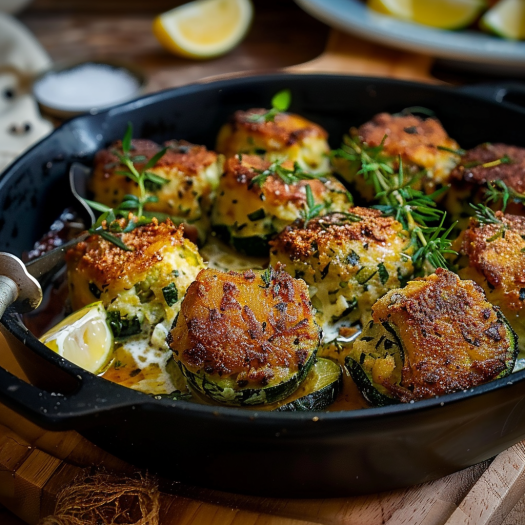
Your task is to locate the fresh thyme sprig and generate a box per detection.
[84,123,169,250]
[249,159,326,189]
[332,135,456,272]
[246,89,291,123]
[484,180,525,212]
[302,185,324,227]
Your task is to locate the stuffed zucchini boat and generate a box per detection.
[346,268,518,406]
[168,265,322,406]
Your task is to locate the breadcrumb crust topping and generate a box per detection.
[270,208,403,261]
[66,219,185,289]
[451,143,525,194]
[373,268,510,401]
[169,265,320,385]
[227,109,328,147]
[460,212,525,310]
[95,138,218,179]
[356,113,459,168]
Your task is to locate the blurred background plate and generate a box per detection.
[294,0,525,76]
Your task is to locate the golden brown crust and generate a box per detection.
[223,109,327,149]
[459,212,525,310]
[450,143,525,194]
[94,138,218,180]
[65,219,185,290]
[270,208,401,261]
[223,154,332,207]
[169,266,320,386]
[373,268,510,401]
[356,113,458,168]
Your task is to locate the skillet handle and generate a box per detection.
[458,83,525,112]
[0,312,151,431]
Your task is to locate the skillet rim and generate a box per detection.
[2,71,525,427]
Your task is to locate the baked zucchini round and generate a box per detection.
[454,211,525,361]
[346,268,518,405]
[168,265,322,406]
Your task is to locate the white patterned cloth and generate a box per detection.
[0,13,53,172]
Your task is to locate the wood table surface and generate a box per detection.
[2,1,525,524]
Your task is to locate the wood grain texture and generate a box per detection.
[444,443,525,525]
[289,30,435,83]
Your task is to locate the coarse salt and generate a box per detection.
[34,63,140,111]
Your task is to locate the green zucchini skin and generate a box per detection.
[213,225,271,257]
[276,358,343,412]
[347,311,519,407]
[344,356,399,407]
[498,309,519,378]
[177,350,317,406]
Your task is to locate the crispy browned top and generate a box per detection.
[450,143,525,193]
[373,268,511,401]
[270,208,401,260]
[169,266,320,386]
[460,212,525,310]
[66,219,185,289]
[356,113,456,164]
[94,138,218,179]
[223,154,332,207]
[228,109,328,146]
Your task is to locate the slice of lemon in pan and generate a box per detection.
[40,302,113,374]
[481,0,525,40]
[153,0,253,59]
[368,0,487,30]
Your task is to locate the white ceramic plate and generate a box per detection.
[295,0,525,74]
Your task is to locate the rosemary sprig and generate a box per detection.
[470,203,508,242]
[332,135,456,272]
[484,180,525,212]
[84,123,169,250]
[246,89,291,123]
[302,185,324,227]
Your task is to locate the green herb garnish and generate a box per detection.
[247,89,292,123]
[302,184,324,227]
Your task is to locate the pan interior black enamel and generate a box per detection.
[1,74,525,497]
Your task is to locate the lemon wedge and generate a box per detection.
[368,0,487,30]
[481,0,525,40]
[153,0,253,59]
[40,302,113,374]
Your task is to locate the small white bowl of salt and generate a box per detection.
[33,60,146,119]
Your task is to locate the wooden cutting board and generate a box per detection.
[2,27,525,525]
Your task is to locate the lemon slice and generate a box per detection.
[40,302,113,374]
[153,0,253,59]
[368,0,487,30]
[481,0,525,40]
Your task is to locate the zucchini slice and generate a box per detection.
[275,358,343,412]
[345,322,402,407]
[177,351,316,406]
[346,269,519,405]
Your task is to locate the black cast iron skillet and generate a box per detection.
[2,74,525,498]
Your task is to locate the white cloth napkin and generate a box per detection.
[0,13,53,172]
